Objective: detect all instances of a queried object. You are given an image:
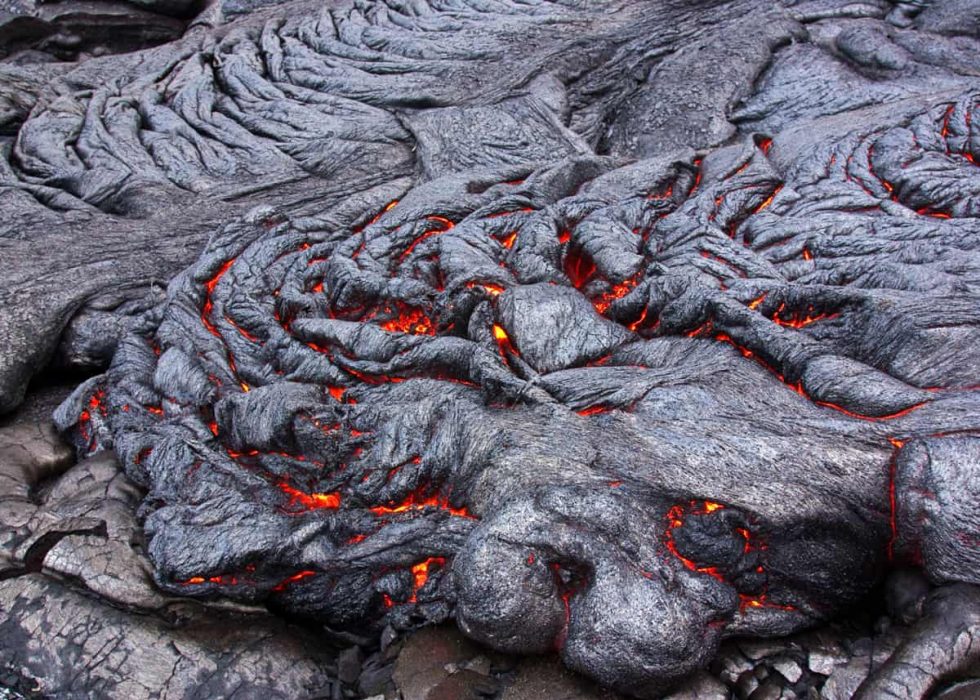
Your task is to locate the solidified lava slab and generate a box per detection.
[0,0,976,697]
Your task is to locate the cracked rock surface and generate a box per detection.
[1,0,980,698]
[0,414,978,696]
[0,412,352,698]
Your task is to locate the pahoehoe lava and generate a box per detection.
[1,0,979,697]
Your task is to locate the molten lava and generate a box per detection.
[201,259,235,338]
[278,482,342,512]
[378,304,435,335]
[272,570,316,592]
[408,557,446,602]
[770,304,839,329]
[369,488,474,519]
[593,277,638,314]
[398,215,455,263]
[564,247,596,288]
[663,500,729,584]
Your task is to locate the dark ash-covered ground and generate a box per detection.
[2,0,980,698]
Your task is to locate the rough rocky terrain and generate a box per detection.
[1,0,980,698]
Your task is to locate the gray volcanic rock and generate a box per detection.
[0,573,340,698]
[0,0,976,697]
[0,0,189,63]
[0,421,344,698]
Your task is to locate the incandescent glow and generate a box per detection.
[369,487,474,519]
[278,482,341,512]
[272,570,316,592]
[379,304,435,335]
[409,557,446,602]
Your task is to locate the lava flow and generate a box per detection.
[278,482,342,512]
[369,488,475,519]
[663,500,729,584]
[44,20,980,698]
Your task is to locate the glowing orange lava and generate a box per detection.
[664,501,729,583]
[739,593,795,613]
[754,185,782,214]
[593,277,638,313]
[628,306,651,332]
[491,323,519,366]
[408,557,446,602]
[813,400,926,422]
[690,158,703,193]
[278,482,341,512]
[182,573,239,586]
[398,216,454,262]
[770,303,840,329]
[272,570,316,592]
[369,489,474,519]
[664,501,797,615]
[354,199,399,233]
[467,281,505,296]
[379,305,435,335]
[885,437,907,561]
[201,259,235,338]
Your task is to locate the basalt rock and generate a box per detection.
[0,404,355,699]
[0,0,978,698]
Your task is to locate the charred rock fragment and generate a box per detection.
[0,0,978,697]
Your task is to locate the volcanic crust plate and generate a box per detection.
[2,0,980,698]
